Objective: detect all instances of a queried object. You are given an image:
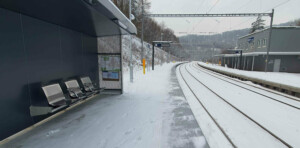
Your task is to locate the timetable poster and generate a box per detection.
[102,71,119,81]
[100,55,120,71]
[100,55,120,81]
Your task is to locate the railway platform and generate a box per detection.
[0,63,208,148]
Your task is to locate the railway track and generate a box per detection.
[178,64,236,148]
[177,63,294,147]
[196,63,300,100]
[190,63,300,110]
[195,63,300,101]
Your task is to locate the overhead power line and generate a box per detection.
[145,13,272,34]
[232,0,290,28]
[267,0,290,11]
[145,13,271,17]
[206,0,220,13]
[196,0,206,13]
[233,0,252,13]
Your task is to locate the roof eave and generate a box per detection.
[88,0,137,35]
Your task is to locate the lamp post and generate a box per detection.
[129,0,133,82]
[265,9,274,72]
[141,0,144,63]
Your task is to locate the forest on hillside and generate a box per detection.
[112,0,300,60]
[111,0,187,59]
[111,0,180,44]
[180,19,300,50]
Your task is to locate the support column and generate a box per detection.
[252,56,255,71]
[141,0,144,63]
[243,56,246,70]
[234,57,236,69]
[129,0,133,83]
[152,43,155,70]
[237,57,239,69]
[239,51,243,69]
[120,35,124,94]
[265,9,274,72]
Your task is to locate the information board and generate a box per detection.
[100,55,121,81]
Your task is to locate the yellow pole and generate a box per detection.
[143,58,146,74]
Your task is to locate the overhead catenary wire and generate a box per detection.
[190,0,221,34]
[206,0,220,14]
[233,0,252,13]
[187,0,206,33]
[232,0,291,29]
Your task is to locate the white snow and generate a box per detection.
[177,62,300,148]
[176,66,234,148]
[198,62,300,90]
[192,63,300,107]
[1,63,208,148]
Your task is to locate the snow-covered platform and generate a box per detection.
[0,63,208,148]
[198,62,300,96]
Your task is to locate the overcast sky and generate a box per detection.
[148,0,300,36]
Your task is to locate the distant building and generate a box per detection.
[216,27,300,73]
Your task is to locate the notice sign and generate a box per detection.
[102,71,119,81]
[100,55,121,81]
[101,55,120,71]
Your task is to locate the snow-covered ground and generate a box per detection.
[198,62,300,89]
[177,62,300,148]
[1,63,208,148]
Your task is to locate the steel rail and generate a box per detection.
[190,63,300,110]
[183,63,292,147]
[178,64,237,148]
[196,63,300,102]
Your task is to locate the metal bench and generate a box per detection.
[65,80,88,99]
[30,83,68,116]
[80,76,104,94]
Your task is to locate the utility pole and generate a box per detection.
[141,0,144,63]
[152,42,154,70]
[265,9,274,72]
[129,0,133,83]
[211,42,215,64]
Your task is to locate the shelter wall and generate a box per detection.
[0,8,99,140]
[97,36,123,92]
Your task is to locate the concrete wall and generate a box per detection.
[238,29,269,52]
[238,28,300,53]
[221,55,300,73]
[271,29,300,52]
[0,8,99,140]
[267,55,300,73]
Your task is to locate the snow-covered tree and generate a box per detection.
[250,15,265,33]
[111,0,183,58]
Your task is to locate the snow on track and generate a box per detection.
[197,63,300,102]
[176,65,234,148]
[186,63,300,147]
[198,62,300,90]
[177,62,300,147]
[192,63,300,109]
